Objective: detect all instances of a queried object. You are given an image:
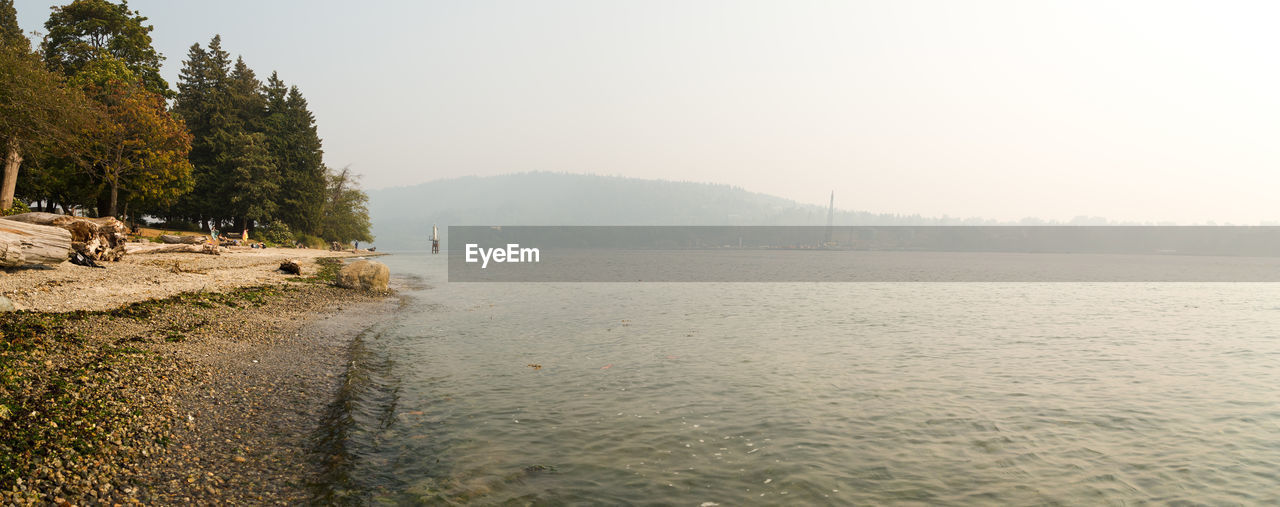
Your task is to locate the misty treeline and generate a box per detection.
[0,0,372,244]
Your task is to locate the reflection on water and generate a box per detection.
[317,253,1280,504]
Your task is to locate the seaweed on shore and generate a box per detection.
[0,283,295,499]
[299,257,344,285]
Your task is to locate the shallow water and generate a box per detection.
[320,253,1280,504]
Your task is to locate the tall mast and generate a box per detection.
[824,191,834,245]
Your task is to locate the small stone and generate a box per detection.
[0,295,14,312]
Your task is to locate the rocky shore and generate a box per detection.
[0,254,397,504]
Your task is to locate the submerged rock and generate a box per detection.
[336,260,390,291]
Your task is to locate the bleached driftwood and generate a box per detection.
[2,212,128,261]
[125,242,221,255]
[159,234,206,244]
[0,219,72,267]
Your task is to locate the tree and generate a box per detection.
[172,35,234,228]
[226,131,277,227]
[42,0,169,96]
[320,166,372,243]
[228,57,265,133]
[74,58,192,216]
[0,6,97,210]
[263,72,326,236]
[1,0,27,51]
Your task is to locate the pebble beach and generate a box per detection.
[0,249,396,504]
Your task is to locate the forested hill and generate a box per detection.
[367,172,996,250]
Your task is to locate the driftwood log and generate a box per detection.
[159,234,206,244]
[2,212,128,261]
[0,219,73,267]
[124,243,221,255]
[278,259,301,275]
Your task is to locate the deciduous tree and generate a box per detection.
[0,3,97,210]
[74,58,192,216]
[42,0,169,96]
[320,166,372,244]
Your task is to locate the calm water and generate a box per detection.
[318,253,1280,505]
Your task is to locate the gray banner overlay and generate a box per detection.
[446,226,1280,282]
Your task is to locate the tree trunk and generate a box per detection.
[1,142,22,211]
[108,181,119,218]
[0,219,72,267]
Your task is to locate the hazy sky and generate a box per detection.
[15,1,1280,223]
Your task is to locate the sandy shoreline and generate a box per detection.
[0,247,380,313]
[0,253,400,504]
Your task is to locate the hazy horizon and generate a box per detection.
[15,0,1280,224]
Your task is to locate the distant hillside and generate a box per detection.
[366,172,995,250]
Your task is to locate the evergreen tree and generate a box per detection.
[228,57,266,132]
[0,0,27,51]
[226,131,277,227]
[172,35,234,229]
[263,72,325,236]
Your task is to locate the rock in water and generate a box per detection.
[337,260,390,291]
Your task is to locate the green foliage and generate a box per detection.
[320,166,373,244]
[0,0,27,51]
[0,43,97,158]
[76,67,193,216]
[258,219,292,245]
[170,36,232,226]
[295,233,326,249]
[226,131,277,224]
[264,76,326,236]
[13,11,345,230]
[0,32,99,210]
[171,36,318,233]
[1,200,28,215]
[41,0,169,96]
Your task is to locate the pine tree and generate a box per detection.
[172,35,235,229]
[263,72,326,236]
[0,0,28,51]
[228,57,265,132]
[226,131,277,227]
